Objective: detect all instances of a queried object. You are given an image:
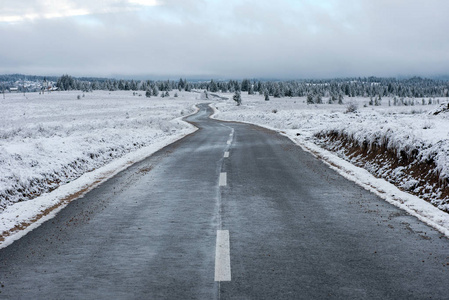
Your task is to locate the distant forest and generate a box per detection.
[1,74,448,99]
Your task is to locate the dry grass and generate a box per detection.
[316,131,449,211]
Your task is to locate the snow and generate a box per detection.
[211,93,449,236]
[2,89,449,247]
[0,90,202,248]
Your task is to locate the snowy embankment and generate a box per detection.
[212,93,449,235]
[0,90,200,246]
[314,107,449,210]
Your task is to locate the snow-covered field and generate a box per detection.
[0,90,202,246]
[212,92,449,235]
[2,89,449,246]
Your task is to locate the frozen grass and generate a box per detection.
[0,90,200,210]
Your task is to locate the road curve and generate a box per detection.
[0,103,449,299]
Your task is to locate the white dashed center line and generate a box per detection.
[219,172,227,186]
[215,230,231,281]
[224,152,229,158]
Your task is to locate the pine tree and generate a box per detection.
[307,94,314,104]
[152,86,159,96]
[248,85,254,95]
[209,80,218,92]
[178,78,185,91]
[264,90,270,101]
[233,91,242,106]
[274,86,281,98]
[375,95,381,106]
[338,94,344,105]
[241,79,250,92]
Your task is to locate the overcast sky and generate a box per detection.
[1,0,448,79]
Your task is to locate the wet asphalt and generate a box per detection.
[1,103,449,299]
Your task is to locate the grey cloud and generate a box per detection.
[1,0,448,78]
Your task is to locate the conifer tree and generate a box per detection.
[338,94,344,104]
[233,91,242,106]
[152,86,159,96]
[264,90,270,101]
[307,94,314,104]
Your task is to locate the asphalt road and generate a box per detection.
[1,103,449,299]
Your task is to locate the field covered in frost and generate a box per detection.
[2,88,449,244]
[212,93,449,212]
[0,90,199,211]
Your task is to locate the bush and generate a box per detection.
[345,102,358,113]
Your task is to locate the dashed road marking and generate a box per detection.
[227,140,231,145]
[215,230,231,281]
[224,152,229,158]
[219,172,227,186]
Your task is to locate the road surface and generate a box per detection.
[1,103,449,299]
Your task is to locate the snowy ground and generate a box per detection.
[0,90,203,247]
[211,92,449,236]
[2,89,449,247]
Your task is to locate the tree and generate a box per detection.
[152,86,159,96]
[264,90,270,101]
[241,79,250,92]
[375,95,381,106]
[56,74,76,91]
[146,90,151,98]
[338,94,344,104]
[178,78,185,91]
[248,85,254,95]
[273,86,282,98]
[233,91,242,106]
[307,94,314,104]
[209,80,218,92]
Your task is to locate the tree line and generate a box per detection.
[2,74,448,99]
[55,75,449,99]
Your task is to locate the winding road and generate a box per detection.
[1,103,449,299]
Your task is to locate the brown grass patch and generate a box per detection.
[315,131,449,211]
[0,175,108,242]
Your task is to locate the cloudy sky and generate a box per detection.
[1,0,448,79]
